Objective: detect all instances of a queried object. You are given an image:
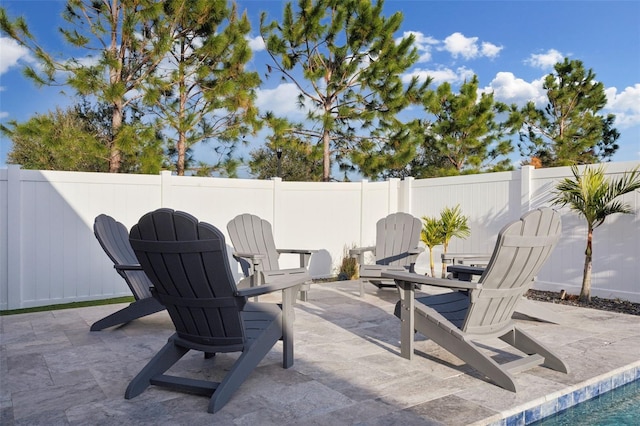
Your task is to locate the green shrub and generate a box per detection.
[338,245,359,280]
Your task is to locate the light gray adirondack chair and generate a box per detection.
[90,214,165,331]
[125,209,305,414]
[227,214,314,301]
[382,207,569,392]
[350,212,424,297]
[442,247,564,324]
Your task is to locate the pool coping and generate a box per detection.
[476,360,640,426]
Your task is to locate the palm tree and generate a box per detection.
[421,216,444,277]
[552,165,640,302]
[440,205,471,278]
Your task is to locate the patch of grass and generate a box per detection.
[0,296,135,316]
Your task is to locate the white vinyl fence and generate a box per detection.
[1,161,639,310]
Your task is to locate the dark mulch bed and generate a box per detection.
[315,278,640,317]
[526,290,640,316]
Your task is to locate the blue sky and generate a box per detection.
[1,0,639,175]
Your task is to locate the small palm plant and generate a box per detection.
[421,216,444,277]
[552,164,640,303]
[440,205,471,278]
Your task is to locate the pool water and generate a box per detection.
[532,379,640,425]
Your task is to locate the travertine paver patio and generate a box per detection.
[2,280,640,425]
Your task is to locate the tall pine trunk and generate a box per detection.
[322,128,331,181]
[109,93,123,173]
[108,0,122,173]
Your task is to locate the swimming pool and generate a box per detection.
[531,379,640,425]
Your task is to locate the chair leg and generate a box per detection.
[298,283,310,302]
[414,315,518,392]
[90,297,165,331]
[281,288,296,368]
[500,327,569,374]
[208,317,283,413]
[125,334,189,399]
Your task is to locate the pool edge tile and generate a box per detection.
[488,362,640,425]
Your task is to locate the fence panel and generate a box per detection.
[0,169,7,309]
[1,161,639,309]
[3,167,162,309]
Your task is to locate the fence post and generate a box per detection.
[160,170,172,207]
[386,178,398,213]
[7,165,22,309]
[272,177,283,235]
[521,165,534,214]
[398,177,412,213]
[359,179,368,246]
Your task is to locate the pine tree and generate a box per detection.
[1,1,172,172]
[260,0,428,181]
[144,0,260,175]
[420,76,514,175]
[513,58,619,167]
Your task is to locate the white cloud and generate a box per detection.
[605,84,640,128]
[440,32,503,60]
[442,32,479,59]
[0,111,8,119]
[247,35,265,52]
[484,72,546,107]
[525,49,565,69]
[256,83,308,118]
[0,37,31,74]
[402,66,475,85]
[481,42,502,59]
[399,31,439,63]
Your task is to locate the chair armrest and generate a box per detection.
[232,252,266,261]
[114,263,143,271]
[381,271,481,291]
[441,252,491,266]
[349,246,375,256]
[408,247,424,255]
[447,264,484,278]
[236,275,306,298]
[277,248,317,255]
[277,248,317,268]
[232,252,266,272]
[350,246,375,267]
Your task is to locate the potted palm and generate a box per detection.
[439,205,471,278]
[420,216,444,277]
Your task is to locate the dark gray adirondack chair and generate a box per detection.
[90,214,165,331]
[227,214,313,301]
[125,209,304,414]
[350,212,424,297]
[382,207,569,392]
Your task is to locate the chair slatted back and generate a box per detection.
[94,214,153,300]
[375,213,422,267]
[227,214,280,271]
[130,209,245,349]
[463,208,561,335]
